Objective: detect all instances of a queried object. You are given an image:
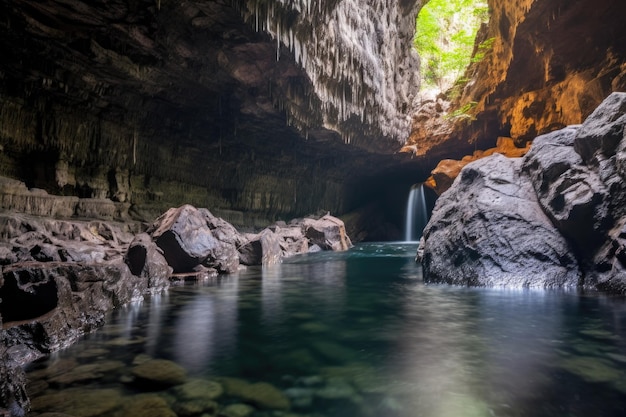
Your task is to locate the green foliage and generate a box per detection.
[414,0,490,91]
[444,101,478,123]
[471,36,495,63]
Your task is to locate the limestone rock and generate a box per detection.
[421,153,580,287]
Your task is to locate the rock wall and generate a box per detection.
[421,93,626,293]
[407,0,626,164]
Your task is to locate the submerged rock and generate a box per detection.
[218,377,290,411]
[30,387,123,417]
[131,359,188,389]
[118,394,177,417]
[172,379,224,401]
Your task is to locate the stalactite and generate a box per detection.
[232,0,421,145]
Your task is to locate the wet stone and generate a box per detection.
[116,394,176,417]
[218,377,290,410]
[315,377,358,401]
[218,403,255,417]
[173,378,224,401]
[284,387,315,409]
[47,360,125,386]
[75,348,110,359]
[31,387,123,417]
[28,358,79,381]
[131,359,188,388]
[26,379,49,397]
[132,353,153,365]
[173,398,218,416]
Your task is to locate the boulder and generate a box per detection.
[273,225,308,257]
[131,359,188,388]
[522,125,611,250]
[421,93,626,294]
[125,233,172,292]
[218,377,290,411]
[199,209,242,274]
[302,215,352,252]
[149,205,220,273]
[238,229,282,266]
[421,153,580,287]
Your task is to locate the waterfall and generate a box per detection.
[405,183,429,242]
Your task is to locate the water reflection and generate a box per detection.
[171,278,239,374]
[23,243,626,417]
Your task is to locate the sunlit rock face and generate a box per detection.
[0,0,423,228]
[410,0,626,161]
[475,0,626,143]
[234,0,422,147]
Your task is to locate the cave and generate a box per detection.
[3,0,626,416]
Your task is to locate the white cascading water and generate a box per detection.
[405,183,429,242]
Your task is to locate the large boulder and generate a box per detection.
[421,153,580,287]
[149,205,221,273]
[302,215,353,252]
[522,125,611,250]
[421,92,626,294]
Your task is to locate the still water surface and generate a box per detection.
[26,243,626,416]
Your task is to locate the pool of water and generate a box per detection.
[24,243,626,417]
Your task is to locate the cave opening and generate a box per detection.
[414,0,490,98]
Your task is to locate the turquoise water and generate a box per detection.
[25,243,626,417]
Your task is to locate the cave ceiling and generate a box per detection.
[0,0,425,221]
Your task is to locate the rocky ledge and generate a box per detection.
[420,92,626,292]
[0,204,351,415]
